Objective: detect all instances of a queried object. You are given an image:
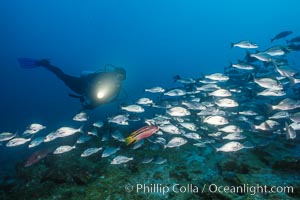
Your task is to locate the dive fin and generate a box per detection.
[17,58,39,69]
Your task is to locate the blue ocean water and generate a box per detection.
[1,1,300,199]
[0,0,299,127]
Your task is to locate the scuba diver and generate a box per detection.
[18,58,126,110]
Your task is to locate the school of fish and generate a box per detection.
[1,31,300,167]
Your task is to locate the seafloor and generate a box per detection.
[0,131,299,200]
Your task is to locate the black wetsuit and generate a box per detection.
[36,60,126,109]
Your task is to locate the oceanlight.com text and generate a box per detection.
[124,183,294,196]
[208,183,294,196]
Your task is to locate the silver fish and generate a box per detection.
[146,116,170,126]
[257,89,285,97]
[264,46,286,56]
[216,141,244,152]
[132,140,144,150]
[193,142,207,147]
[182,101,206,110]
[28,137,44,148]
[136,98,153,105]
[53,145,75,154]
[175,77,196,84]
[209,89,232,97]
[183,132,201,140]
[0,132,16,142]
[153,157,167,165]
[231,40,258,49]
[269,111,290,119]
[290,112,300,123]
[290,122,300,130]
[196,83,220,92]
[88,127,99,137]
[274,64,298,77]
[164,89,186,96]
[92,120,104,128]
[219,125,243,133]
[54,126,82,138]
[194,139,215,147]
[111,130,125,142]
[6,137,31,147]
[285,122,296,140]
[222,133,246,140]
[152,137,167,145]
[179,122,197,131]
[76,135,92,144]
[232,63,254,70]
[215,98,238,108]
[272,98,300,111]
[159,124,181,134]
[199,79,218,84]
[121,105,144,113]
[208,132,223,137]
[73,112,88,122]
[250,52,273,62]
[44,131,58,142]
[81,147,102,157]
[165,137,187,148]
[111,155,133,164]
[108,115,129,125]
[238,110,258,116]
[203,116,229,126]
[167,106,190,117]
[142,157,154,164]
[102,147,120,158]
[197,107,220,116]
[145,86,165,93]
[254,77,283,90]
[205,73,229,81]
[253,120,280,131]
[23,123,46,135]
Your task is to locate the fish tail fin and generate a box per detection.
[243,141,255,149]
[285,122,296,140]
[125,136,136,145]
[14,130,19,137]
[230,42,234,48]
[285,122,290,139]
[78,124,84,133]
[270,38,274,43]
[287,76,297,86]
[250,124,256,132]
[266,104,273,114]
[247,73,254,82]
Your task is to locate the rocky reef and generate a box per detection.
[0,136,299,200]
